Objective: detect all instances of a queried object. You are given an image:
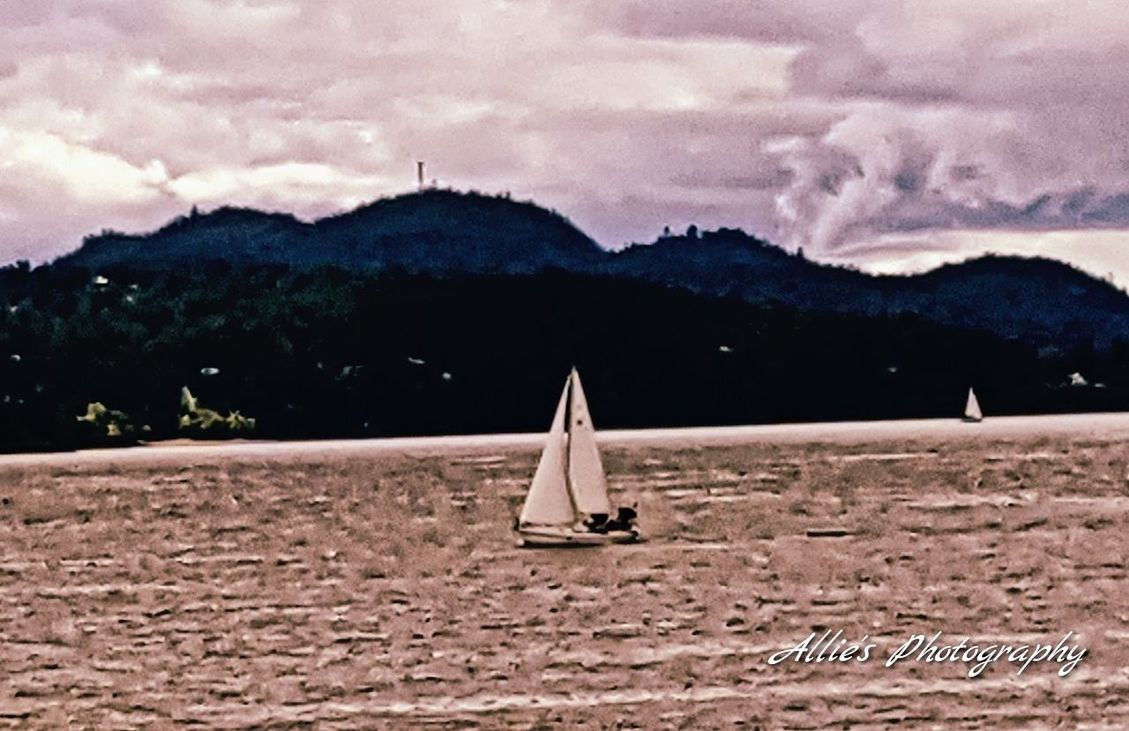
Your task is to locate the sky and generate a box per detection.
[4,0,1129,284]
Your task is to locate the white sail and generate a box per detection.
[964,387,983,421]
[519,377,575,526]
[566,369,613,517]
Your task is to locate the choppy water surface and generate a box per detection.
[1,416,1127,728]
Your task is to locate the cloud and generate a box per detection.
[0,0,1128,281]
[580,0,872,44]
[768,1,1129,255]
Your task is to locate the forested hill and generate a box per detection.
[56,189,1129,350]
[603,228,1129,350]
[62,190,603,275]
[2,189,1129,451]
[1,265,1126,453]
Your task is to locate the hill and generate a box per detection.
[601,227,1129,349]
[1,265,1125,452]
[62,190,602,275]
[56,190,1129,350]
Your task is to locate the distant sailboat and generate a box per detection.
[516,369,640,547]
[963,387,983,422]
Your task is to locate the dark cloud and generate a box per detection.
[670,170,794,191]
[582,0,872,44]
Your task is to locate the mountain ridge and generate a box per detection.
[64,189,603,274]
[52,188,1129,349]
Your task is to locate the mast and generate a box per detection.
[564,369,573,501]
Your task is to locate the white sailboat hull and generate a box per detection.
[516,525,640,548]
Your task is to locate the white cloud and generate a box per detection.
[166,162,392,212]
[0,127,165,204]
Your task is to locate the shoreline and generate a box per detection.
[3,410,1129,468]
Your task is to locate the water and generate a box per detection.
[0,416,1125,727]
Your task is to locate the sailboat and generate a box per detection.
[962,387,983,422]
[515,369,640,547]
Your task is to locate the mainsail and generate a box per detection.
[567,369,613,517]
[518,377,574,526]
[964,387,983,421]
